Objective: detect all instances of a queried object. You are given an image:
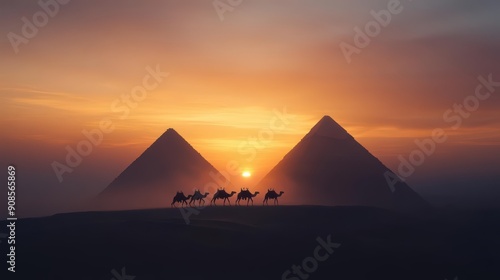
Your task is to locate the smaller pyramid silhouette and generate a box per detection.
[259,116,429,211]
[97,128,223,210]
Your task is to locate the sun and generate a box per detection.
[242,171,251,178]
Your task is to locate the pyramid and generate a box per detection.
[97,128,223,210]
[258,116,429,211]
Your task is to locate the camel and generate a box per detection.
[189,190,210,206]
[236,188,260,206]
[171,191,193,207]
[210,189,236,206]
[263,189,284,205]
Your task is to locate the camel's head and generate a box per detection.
[279,191,285,195]
[204,192,209,196]
[230,191,236,195]
[255,191,260,195]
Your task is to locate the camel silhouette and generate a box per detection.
[189,189,210,206]
[210,188,236,206]
[263,189,284,205]
[171,191,193,207]
[236,188,260,206]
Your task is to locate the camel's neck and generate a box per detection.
[277,193,283,197]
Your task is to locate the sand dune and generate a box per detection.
[2,206,499,279]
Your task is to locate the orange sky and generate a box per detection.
[1,0,500,217]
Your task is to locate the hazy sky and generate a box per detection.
[1,0,499,217]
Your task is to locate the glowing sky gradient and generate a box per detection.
[1,0,499,217]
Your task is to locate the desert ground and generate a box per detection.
[2,205,499,280]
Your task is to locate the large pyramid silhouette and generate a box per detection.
[258,116,429,211]
[97,128,222,210]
